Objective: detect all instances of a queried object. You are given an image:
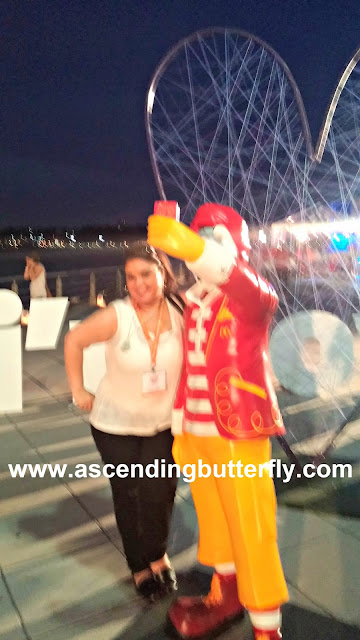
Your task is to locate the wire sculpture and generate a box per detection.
[146,28,360,462]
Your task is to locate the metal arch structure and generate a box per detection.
[145,27,314,225]
[314,46,360,163]
[145,29,360,326]
[146,30,360,230]
[311,47,360,219]
[145,29,360,327]
[145,30,360,461]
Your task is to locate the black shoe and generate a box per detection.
[134,575,162,603]
[154,568,178,594]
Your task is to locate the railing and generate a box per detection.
[0,266,126,308]
[0,261,192,308]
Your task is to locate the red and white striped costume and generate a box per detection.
[167,204,287,640]
[183,288,220,437]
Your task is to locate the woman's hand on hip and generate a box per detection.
[73,389,95,412]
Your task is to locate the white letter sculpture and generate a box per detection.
[0,290,23,413]
[0,290,69,413]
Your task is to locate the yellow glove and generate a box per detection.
[148,215,205,262]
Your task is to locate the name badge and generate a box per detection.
[142,369,167,394]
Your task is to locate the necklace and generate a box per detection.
[120,298,165,352]
[135,298,165,370]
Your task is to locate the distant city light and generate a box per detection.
[96,293,106,307]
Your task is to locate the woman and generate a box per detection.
[64,242,184,602]
[24,251,48,298]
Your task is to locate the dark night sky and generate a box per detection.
[1,0,359,229]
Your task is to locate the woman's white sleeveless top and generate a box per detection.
[90,297,183,436]
[30,266,47,298]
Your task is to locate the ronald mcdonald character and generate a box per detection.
[148,203,288,640]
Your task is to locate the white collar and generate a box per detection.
[185,281,221,308]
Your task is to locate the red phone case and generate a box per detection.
[154,201,180,220]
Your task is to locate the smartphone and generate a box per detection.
[153,201,180,221]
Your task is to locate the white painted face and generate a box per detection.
[198,226,216,240]
[198,224,238,258]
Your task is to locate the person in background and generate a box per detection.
[64,242,184,602]
[24,250,48,298]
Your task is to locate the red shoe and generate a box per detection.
[253,628,282,640]
[167,572,245,639]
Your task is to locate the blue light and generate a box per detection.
[330,233,350,252]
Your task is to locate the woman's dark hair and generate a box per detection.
[26,250,40,263]
[124,240,178,294]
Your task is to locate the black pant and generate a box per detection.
[91,426,178,573]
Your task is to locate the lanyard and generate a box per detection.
[135,298,165,370]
